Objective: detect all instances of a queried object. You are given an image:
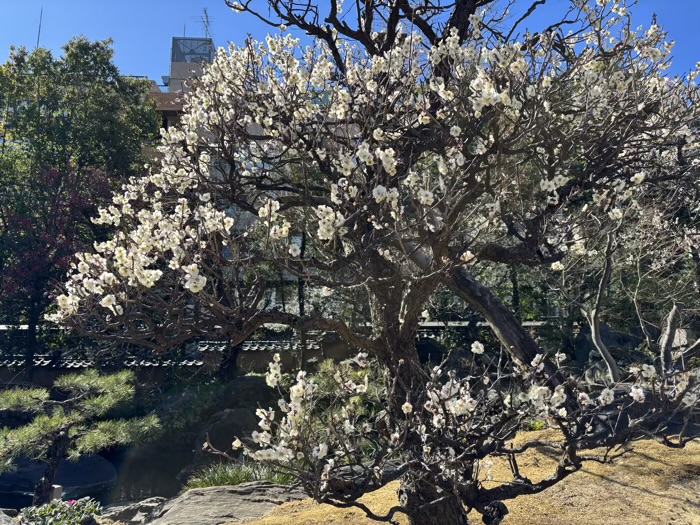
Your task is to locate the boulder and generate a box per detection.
[102,497,166,525]
[0,512,13,525]
[149,482,306,525]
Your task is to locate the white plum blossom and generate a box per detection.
[531,354,545,373]
[471,341,485,354]
[460,251,475,264]
[599,388,615,405]
[629,385,645,403]
[631,172,646,184]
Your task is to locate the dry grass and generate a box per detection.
[240,431,700,525]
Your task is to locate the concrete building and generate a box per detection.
[149,37,215,131]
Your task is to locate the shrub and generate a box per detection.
[18,497,101,525]
[184,461,296,490]
[522,420,547,432]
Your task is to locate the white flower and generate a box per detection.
[100,295,116,309]
[551,261,565,271]
[642,364,656,378]
[314,443,328,459]
[471,341,485,354]
[531,354,545,372]
[288,243,301,257]
[401,402,413,415]
[460,251,475,263]
[450,125,462,137]
[608,207,623,221]
[578,392,592,405]
[599,387,615,405]
[417,188,434,206]
[630,385,645,403]
[185,274,207,293]
[551,385,567,407]
[631,172,646,185]
[56,295,71,310]
[258,198,280,220]
[376,147,397,175]
[349,353,367,369]
[232,438,242,449]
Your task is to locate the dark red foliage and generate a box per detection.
[0,168,111,319]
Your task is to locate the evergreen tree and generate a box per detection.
[0,370,159,505]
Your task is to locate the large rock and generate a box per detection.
[0,512,13,525]
[102,497,166,525]
[149,482,306,525]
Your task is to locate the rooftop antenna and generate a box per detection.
[201,8,212,40]
[35,7,43,49]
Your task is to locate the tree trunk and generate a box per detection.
[448,269,562,385]
[403,243,554,379]
[399,476,470,525]
[659,304,679,376]
[510,266,521,323]
[33,431,69,505]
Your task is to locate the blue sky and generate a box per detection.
[0,1,698,82]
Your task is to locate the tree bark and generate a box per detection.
[404,243,558,382]
[659,303,680,375]
[448,268,562,385]
[510,266,521,323]
[399,475,470,525]
[584,311,621,383]
[33,431,69,505]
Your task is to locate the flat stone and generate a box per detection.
[149,482,306,525]
[102,497,166,525]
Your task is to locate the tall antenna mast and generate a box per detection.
[35,7,43,49]
[202,8,212,40]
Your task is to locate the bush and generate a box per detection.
[18,497,101,525]
[522,420,547,432]
[184,461,296,490]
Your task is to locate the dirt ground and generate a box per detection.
[240,431,700,525]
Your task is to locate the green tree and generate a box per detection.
[0,37,160,373]
[0,370,159,505]
[0,37,159,177]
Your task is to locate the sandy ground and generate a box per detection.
[240,431,700,525]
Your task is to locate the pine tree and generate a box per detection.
[0,370,159,505]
